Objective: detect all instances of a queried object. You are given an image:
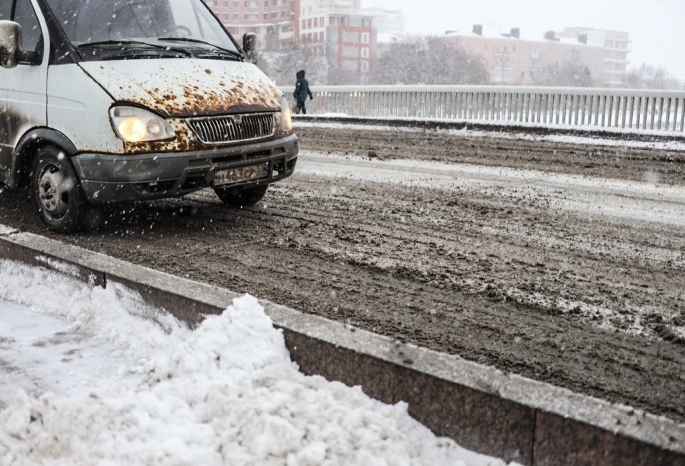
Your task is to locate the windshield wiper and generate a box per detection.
[77,40,163,48]
[187,51,242,62]
[157,37,243,59]
[101,50,191,61]
[77,40,191,58]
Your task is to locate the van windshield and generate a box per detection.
[45,0,239,56]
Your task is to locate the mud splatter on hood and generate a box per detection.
[79,60,282,118]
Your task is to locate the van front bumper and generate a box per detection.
[71,134,298,205]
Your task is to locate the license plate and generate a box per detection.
[214,163,268,186]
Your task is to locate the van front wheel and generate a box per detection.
[213,184,268,208]
[30,147,86,233]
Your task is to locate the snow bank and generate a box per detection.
[0,260,512,466]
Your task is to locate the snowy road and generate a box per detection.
[0,121,684,425]
[299,150,685,229]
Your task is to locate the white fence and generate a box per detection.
[281,85,685,133]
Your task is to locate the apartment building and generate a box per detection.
[293,0,373,83]
[299,0,360,16]
[360,6,405,37]
[555,27,631,86]
[205,0,299,48]
[206,0,375,83]
[299,9,374,83]
[442,26,605,85]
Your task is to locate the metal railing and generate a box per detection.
[281,85,685,133]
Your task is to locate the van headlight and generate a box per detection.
[110,106,176,142]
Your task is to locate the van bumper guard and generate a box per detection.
[71,134,298,205]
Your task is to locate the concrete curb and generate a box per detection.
[293,114,685,144]
[0,228,683,465]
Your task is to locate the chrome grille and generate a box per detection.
[186,113,275,145]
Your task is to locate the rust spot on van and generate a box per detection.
[0,109,33,187]
[0,109,22,145]
[124,64,283,117]
[0,46,14,68]
[141,73,282,118]
[84,61,283,134]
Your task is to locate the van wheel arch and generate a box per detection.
[12,129,79,188]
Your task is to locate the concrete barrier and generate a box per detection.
[281,85,685,134]
[0,227,683,465]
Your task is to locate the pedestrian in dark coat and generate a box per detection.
[293,70,313,114]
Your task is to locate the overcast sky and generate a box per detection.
[362,0,685,80]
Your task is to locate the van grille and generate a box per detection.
[186,113,275,145]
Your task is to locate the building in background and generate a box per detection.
[299,7,375,83]
[205,0,299,50]
[360,6,405,37]
[555,27,631,87]
[441,26,605,86]
[297,0,375,84]
[299,0,360,15]
[206,0,376,84]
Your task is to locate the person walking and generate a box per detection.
[293,70,313,114]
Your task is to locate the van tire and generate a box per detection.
[30,146,86,233]
[214,184,268,208]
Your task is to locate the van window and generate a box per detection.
[0,3,11,21]
[45,0,237,53]
[13,0,44,57]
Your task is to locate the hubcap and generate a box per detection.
[38,163,69,219]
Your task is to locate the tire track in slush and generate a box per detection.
[0,128,683,423]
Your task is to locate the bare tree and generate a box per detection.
[532,61,593,87]
[258,41,329,87]
[258,35,489,87]
[623,64,680,90]
[372,36,489,85]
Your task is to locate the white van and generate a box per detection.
[0,0,297,232]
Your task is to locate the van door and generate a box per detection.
[0,0,49,185]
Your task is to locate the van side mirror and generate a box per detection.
[0,21,39,68]
[243,33,258,65]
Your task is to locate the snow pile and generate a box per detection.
[0,260,511,466]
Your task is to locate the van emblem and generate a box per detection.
[233,115,243,125]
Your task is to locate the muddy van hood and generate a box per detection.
[80,60,282,117]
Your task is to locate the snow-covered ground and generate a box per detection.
[0,259,514,465]
[294,120,685,152]
[0,300,141,409]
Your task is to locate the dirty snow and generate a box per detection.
[297,150,685,230]
[294,120,685,152]
[0,260,513,466]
